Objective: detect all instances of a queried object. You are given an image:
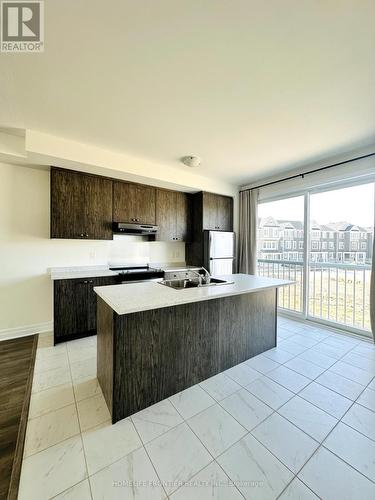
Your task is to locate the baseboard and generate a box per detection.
[0,322,53,341]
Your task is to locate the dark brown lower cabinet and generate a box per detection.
[54,276,117,344]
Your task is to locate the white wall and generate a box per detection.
[0,162,238,334]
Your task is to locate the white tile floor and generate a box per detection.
[17,317,375,499]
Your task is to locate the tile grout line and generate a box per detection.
[167,394,247,498]
[205,331,368,427]
[66,341,94,500]
[127,418,170,500]
[22,324,375,499]
[216,328,375,489]
[263,334,371,406]
[196,376,307,495]
[292,371,375,491]
[23,337,94,499]
[221,329,375,495]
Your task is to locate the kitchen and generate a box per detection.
[1,162,291,499]
[49,168,287,421]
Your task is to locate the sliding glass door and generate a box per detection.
[257,181,374,337]
[308,183,374,333]
[257,196,305,313]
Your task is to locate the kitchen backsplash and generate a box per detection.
[108,235,185,265]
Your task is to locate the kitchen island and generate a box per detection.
[94,274,291,423]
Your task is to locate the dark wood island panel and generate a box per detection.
[97,289,277,423]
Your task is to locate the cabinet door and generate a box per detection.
[217,195,233,231]
[113,181,156,224]
[156,189,176,241]
[134,184,156,224]
[202,192,219,230]
[85,175,113,239]
[176,192,190,241]
[51,169,86,239]
[113,181,133,222]
[87,277,117,331]
[54,279,89,342]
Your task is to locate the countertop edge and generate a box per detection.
[49,264,201,280]
[94,279,293,316]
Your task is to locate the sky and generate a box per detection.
[258,182,374,228]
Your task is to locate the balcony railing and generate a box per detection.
[258,259,304,313]
[258,258,372,332]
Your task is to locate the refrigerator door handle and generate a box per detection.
[210,257,237,260]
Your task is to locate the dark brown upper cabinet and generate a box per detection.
[202,192,233,231]
[51,168,113,240]
[155,189,190,241]
[176,191,190,241]
[113,181,156,224]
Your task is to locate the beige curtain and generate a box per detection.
[238,189,258,275]
[371,234,375,342]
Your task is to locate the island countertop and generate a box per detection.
[94,273,292,316]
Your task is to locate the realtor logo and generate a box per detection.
[1,0,44,52]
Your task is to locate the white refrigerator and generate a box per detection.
[204,231,235,275]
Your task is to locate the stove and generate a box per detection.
[109,265,164,283]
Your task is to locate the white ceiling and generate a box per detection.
[1,0,375,185]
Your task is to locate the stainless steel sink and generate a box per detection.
[159,277,233,290]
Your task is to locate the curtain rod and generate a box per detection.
[242,151,375,192]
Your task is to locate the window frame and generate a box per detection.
[257,178,375,338]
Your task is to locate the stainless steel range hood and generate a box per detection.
[112,222,159,236]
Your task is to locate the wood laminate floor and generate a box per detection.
[0,335,37,500]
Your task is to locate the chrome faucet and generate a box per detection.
[188,269,203,286]
[188,267,211,286]
[200,267,211,284]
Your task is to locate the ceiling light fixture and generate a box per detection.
[181,155,201,168]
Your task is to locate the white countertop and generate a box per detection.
[94,274,292,316]
[49,263,201,280]
[49,266,118,280]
